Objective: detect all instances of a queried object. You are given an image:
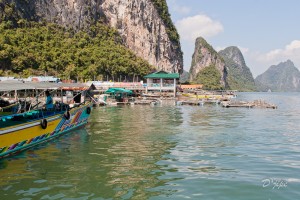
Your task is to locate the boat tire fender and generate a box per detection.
[86,107,91,114]
[64,111,70,120]
[41,119,47,129]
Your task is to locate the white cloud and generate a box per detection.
[175,15,223,42]
[243,40,300,77]
[286,40,300,50]
[258,40,300,66]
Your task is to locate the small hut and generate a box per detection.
[144,71,180,97]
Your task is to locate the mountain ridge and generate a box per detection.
[189,37,227,90]
[255,60,300,92]
[188,37,257,91]
[219,46,256,91]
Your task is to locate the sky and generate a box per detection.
[166,0,300,77]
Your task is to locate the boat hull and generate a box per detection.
[0,103,92,158]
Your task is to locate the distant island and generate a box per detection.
[255,60,300,92]
[188,37,255,91]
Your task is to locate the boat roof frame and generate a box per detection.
[0,82,95,92]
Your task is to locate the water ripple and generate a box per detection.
[0,93,300,199]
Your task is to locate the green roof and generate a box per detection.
[105,88,133,95]
[144,71,180,79]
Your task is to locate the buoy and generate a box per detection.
[40,119,47,129]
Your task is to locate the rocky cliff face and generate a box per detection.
[219,46,256,91]
[102,0,182,73]
[255,60,300,92]
[1,0,183,73]
[189,37,226,87]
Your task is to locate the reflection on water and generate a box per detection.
[85,106,182,199]
[0,105,183,199]
[1,93,300,200]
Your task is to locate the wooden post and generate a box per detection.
[160,78,163,94]
[24,89,27,111]
[61,89,63,110]
[174,78,176,97]
[146,78,149,94]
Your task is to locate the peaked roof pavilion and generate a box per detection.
[144,71,180,79]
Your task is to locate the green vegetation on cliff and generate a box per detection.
[0,21,153,80]
[189,37,226,89]
[219,46,256,91]
[151,0,180,48]
[195,65,223,90]
[0,2,155,80]
[0,3,153,80]
[222,56,256,91]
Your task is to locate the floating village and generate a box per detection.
[0,71,277,159]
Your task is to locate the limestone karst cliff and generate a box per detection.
[189,37,227,89]
[219,46,256,91]
[255,60,300,92]
[188,37,258,91]
[0,0,183,73]
[102,0,182,73]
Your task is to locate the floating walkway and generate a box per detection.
[221,100,277,109]
[176,99,277,109]
[176,99,220,106]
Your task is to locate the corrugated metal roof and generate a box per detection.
[0,81,94,91]
[144,71,180,79]
[0,81,35,91]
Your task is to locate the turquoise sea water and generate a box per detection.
[0,92,300,200]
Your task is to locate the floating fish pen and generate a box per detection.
[221,100,277,109]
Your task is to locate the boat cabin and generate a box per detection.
[0,82,95,115]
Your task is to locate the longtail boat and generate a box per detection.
[0,82,94,159]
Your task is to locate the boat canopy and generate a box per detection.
[0,82,95,92]
[105,88,133,95]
